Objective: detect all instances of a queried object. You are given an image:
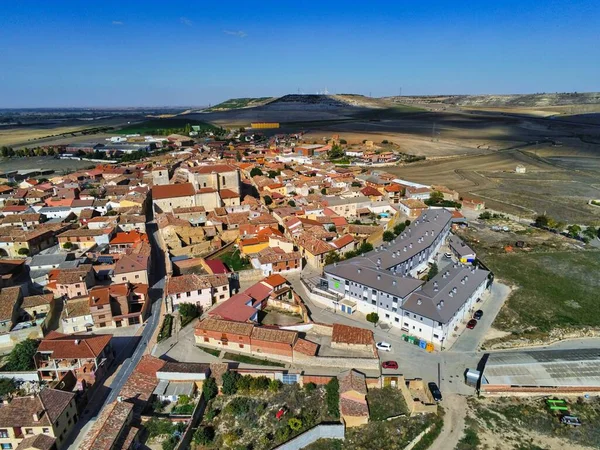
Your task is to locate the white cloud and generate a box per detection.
[112,20,124,26]
[180,17,193,26]
[223,30,247,38]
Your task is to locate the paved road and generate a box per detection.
[66,222,166,450]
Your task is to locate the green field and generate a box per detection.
[222,352,285,367]
[484,250,600,335]
[115,118,221,135]
[214,249,250,271]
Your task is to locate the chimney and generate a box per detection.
[74,339,80,345]
[449,291,453,297]
[403,246,407,252]
[357,268,361,274]
[377,274,381,280]
[440,300,444,307]
[437,303,441,310]
[461,278,465,285]
[117,396,123,403]
[392,280,396,285]
[453,287,457,294]
[79,276,84,281]
[409,243,413,249]
[417,299,422,305]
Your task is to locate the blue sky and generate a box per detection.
[0,0,598,107]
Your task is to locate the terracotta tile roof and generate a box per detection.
[251,326,297,345]
[114,253,148,274]
[63,296,91,318]
[209,362,229,385]
[219,189,239,199]
[15,433,56,450]
[293,338,318,356]
[332,324,374,346]
[55,264,92,285]
[340,396,369,417]
[0,285,21,321]
[168,274,211,295]
[331,234,354,249]
[38,331,112,359]
[256,247,302,264]
[21,293,54,309]
[159,361,211,374]
[361,186,383,197]
[82,400,133,450]
[196,318,254,335]
[296,233,332,256]
[0,388,75,428]
[262,274,288,288]
[109,230,148,245]
[152,182,195,200]
[400,199,428,209]
[189,164,237,174]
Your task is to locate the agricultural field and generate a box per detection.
[464,396,600,450]
[204,97,275,111]
[0,156,95,173]
[476,247,600,344]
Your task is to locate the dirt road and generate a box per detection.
[429,394,467,450]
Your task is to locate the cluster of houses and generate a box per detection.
[0,128,491,449]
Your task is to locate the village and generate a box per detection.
[0,121,598,450]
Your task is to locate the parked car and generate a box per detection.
[467,319,478,329]
[376,341,392,352]
[382,360,398,370]
[428,382,443,402]
[443,252,453,259]
[473,310,483,320]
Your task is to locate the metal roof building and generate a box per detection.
[481,349,600,394]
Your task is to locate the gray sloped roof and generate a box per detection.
[402,264,489,323]
[483,349,600,387]
[448,235,475,257]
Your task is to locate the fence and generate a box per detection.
[275,424,345,450]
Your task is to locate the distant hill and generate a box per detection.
[385,92,600,108]
[204,97,275,111]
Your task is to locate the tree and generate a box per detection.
[4,339,39,371]
[328,144,345,160]
[325,378,340,419]
[269,379,282,392]
[478,211,492,220]
[288,200,296,207]
[394,222,406,235]
[429,191,444,204]
[351,181,362,187]
[17,248,29,256]
[321,188,327,195]
[288,418,303,431]
[304,382,317,393]
[221,371,240,395]
[267,170,280,178]
[0,378,17,399]
[193,426,215,445]
[567,224,582,239]
[428,262,439,280]
[202,377,218,401]
[178,303,198,319]
[534,214,550,228]
[583,226,599,241]
[250,376,270,392]
[357,242,373,255]
[404,219,411,226]
[366,312,379,327]
[62,242,73,250]
[250,167,263,177]
[383,231,395,242]
[324,251,341,266]
[263,195,273,206]
[328,225,337,232]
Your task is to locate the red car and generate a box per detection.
[382,361,398,370]
[467,319,478,329]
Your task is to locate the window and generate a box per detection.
[220,294,225,300]
[413,314,417,318]
[186,292,191,297]
[0,430,8,438]
[419,328,422,332]
[204,337,209,343]
[371,300,376,305]
[25,428,33,435]
[395,318,399,322]
[385,314,390,319]
[197,290,202,295]
[99,315,106,319]
[97,305,103,310]
[75,283,80,288]
[239,344,244,348]
[77,292,82,296]
[433,334,439,339]
[1,444,13,449]
[135,274,139,279]
[420,317,423,322]
[42,427,50,433]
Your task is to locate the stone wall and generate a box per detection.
[236,268,266,282]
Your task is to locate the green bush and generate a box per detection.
[222,371,241,395]
[269,379,283,392]
[145,418,174,438]
[288,417,302,431]
[325,378,340,419]
[157,315,173,342]
[3,339,38,372]
[193,425,215,445]
[304,382,317,393]
[225,397,254,416]
[202,377,218,401]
